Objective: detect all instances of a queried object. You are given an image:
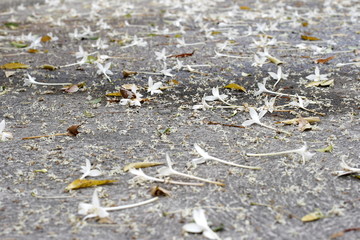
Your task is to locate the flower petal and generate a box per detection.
[183,223,204,233]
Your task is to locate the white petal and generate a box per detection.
[183,223,204,233]
[203,229,220,240]
[204,96,218,101]
[193,209,209,229]
[88,169,102,177]
[268,72,278,80]
[192,157,207,165]
[78,203,93,215]
[0,120,5,133]
[249,108,259,122]
[91,189,101,207]
[194,144,208,157]
[242,120,255,127]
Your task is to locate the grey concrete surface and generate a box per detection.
[0,0,359,240]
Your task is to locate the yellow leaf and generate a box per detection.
[224,83,246,92]
[123,162,164,172]
[106,92,122,97]
[316,144,333,152]
[239,6,251,10]
[28,49,39,53]
[40,64,57,70]
[301,210,324,222]
[41,35,52,42]
[0,62,30,69]
[65,179,118,191]
[301,35,321,41]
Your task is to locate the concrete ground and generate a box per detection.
[0,0,359,239]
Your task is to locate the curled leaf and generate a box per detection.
[224,83,246,92]
[150,186,172,197]
[123,162,164,172]
[314,56,335,64]
[306,79,334,87]
[316,144,333,153]
[301,210,324,222]
[67,125,81,136]
[65,179,118,191]
[40,64,58,70]
[41,35,52,42]
[123,70,137,78]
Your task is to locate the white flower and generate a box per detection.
[204,87,228,102]
[242,108,267,127]
[79,159,102,179]
[268,67,288,87]
[156,154,224,186]
[289,95,311,109]
[155,48,167,61]
[246,143,315,164]
[78,189,109,220]
[183,209,221,240]
[306,66,329,81]
[0,120,13,142]
[251,54,267,67]
[147,77,162,95]
[96,62,113,82]
[193,95,213,110]
[120,85,143,107]
[78,189,158,220]
[192,144,261,170]
[24,73,71,86]
[75,45,88,59]
[332,160,360,177]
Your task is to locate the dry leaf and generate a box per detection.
[123,70,137,78]
[314,56,335,64]
[106,92,122,97]
[239,6,251,10]
[306,79,334,87]
[301,35,321,41]
[123,162,164,172]
[301,210,324,222]
[167,79,180,85]
[298,117,312,131]
[276,117,320,125]
[316,144,333,152]
[4,71,16,78]
[65,179,118,191]
[64,84,79,93]
[150,186,172,197]
[40,64,57,70]
[224,83,246,92]
[41,35,52,42]
[168,50,195,58]
[120,87,136,99]
[0,62,30,69]
[67,125,81,136]
[28,49,39,53]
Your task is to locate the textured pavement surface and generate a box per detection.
[0,0,359,239]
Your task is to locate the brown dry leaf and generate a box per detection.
[28,49,39,53]
[65,179,118,191]
[123,162,164,172]
[40,64,58,70]
[150,186,172,197]
[168,50,195,58]
[4,71,16,78]
[306,79,334,87]
[330,228,360,239]
[0,62,30,69]
[67,125,81,136]
[120,87,136,99]
[167,79,180,85]
[64,84,79,93]
[314,56,335,64]
[301,210,324,222]
[224,83,246,92]
[41,35,52,42]
[298,116,312,131]
[301,35,321,41]
[123,70,137,78]
[276,117,320,125]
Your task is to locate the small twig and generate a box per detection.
[22,133,69,140]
